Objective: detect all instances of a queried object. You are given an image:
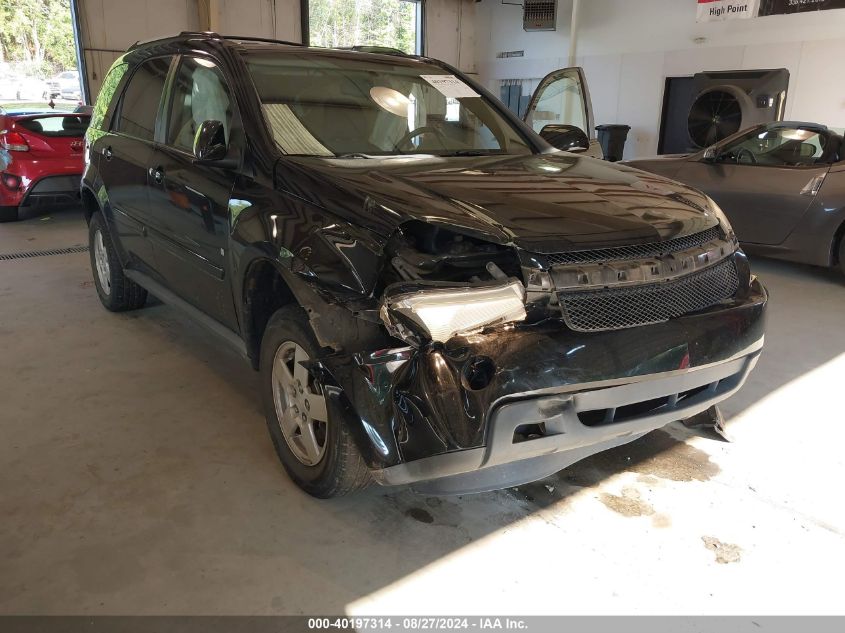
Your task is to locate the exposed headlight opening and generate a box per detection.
[380,279,527,346]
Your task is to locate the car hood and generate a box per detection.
[277,152,719,253]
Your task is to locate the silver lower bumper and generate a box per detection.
[373,339,763,495]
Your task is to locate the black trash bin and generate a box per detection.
[595,124,631,162]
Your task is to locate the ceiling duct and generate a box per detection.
[523,0,557,31]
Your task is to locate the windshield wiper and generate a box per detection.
[438,150,495,157]
[334,152,374,159]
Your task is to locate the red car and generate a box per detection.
[0,108,90,222]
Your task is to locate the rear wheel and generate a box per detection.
[88,212,148,311]
[260,305,371,498]
[0,206,19,223]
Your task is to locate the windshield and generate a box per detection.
[245,53,534,157]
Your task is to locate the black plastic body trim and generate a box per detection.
[124,269,247,357]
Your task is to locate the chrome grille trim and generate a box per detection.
[549,234,736,291]
[545,226,722,267]
[559,257,740,332]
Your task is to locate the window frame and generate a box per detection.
[301,0,425,56]
[110,55,176,143]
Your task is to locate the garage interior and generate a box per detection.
[2,0,845,618]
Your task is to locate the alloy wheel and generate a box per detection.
[271,341,329,466]
[93,229,111,295]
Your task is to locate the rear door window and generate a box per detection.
[114,57,172,141]
[17,116,90,137]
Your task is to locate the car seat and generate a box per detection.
[62,116,85,133]
[816,133,843,164]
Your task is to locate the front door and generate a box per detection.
[145,55,240,330]
[523,67,601,157]
[675,125,836,245]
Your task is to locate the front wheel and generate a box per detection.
[0,206,19,223]
[88,212,148,311]
[260,305,371,498]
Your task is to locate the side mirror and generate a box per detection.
[193,120,227,162]
[702,145,721,162]
[539,124,590,153]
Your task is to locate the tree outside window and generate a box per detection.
[307,0,421,55]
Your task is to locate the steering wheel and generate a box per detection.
[736,148,757,165]
[394,125,448,152]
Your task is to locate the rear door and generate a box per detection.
[92,56,172,275]
[523,67,601,157]
[673,125,835,245]
[145,55,240,329]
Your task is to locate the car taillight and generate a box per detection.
[0,131,29,152]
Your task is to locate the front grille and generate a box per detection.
[578,383,713,426]
[545,226,721,266]
[559,257,740,332]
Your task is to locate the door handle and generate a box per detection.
[149,166,164,184]
[103,146,112,161]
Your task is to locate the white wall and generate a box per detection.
[78,0,475,99]
[425,0,478,73]
[476,0,845,159]
[77,0,302,97]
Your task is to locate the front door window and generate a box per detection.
[166,57,234,153]
[524,68,591,137]
[718,127,834,167]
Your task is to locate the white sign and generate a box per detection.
[420,75,480,99]
[697,0,760,21]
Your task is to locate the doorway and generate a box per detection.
[658,76,695,155]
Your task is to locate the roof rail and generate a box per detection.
[129,31,221,50]
[339,45,411,57]
[221,35,305,47]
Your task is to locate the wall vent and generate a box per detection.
[523,0,557,32]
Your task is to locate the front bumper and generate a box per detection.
[373,343,760,494]
[324,274,767,494]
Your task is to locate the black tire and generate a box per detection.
[88,212,148,312]
[0,206,19,223]
[260,305,371,498]
[839,237,845,277]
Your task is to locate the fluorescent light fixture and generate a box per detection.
[382,280,527,344]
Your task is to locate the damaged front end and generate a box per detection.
[293,213,765,495]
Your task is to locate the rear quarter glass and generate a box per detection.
[88,62,129,145]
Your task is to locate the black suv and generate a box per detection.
[82,33,767,497]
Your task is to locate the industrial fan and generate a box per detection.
[686,69,790,148]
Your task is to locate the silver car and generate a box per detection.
[626,122,845,274]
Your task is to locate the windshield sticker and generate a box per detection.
[420,75,479,99]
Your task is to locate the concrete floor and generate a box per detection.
[1,205,844,615]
